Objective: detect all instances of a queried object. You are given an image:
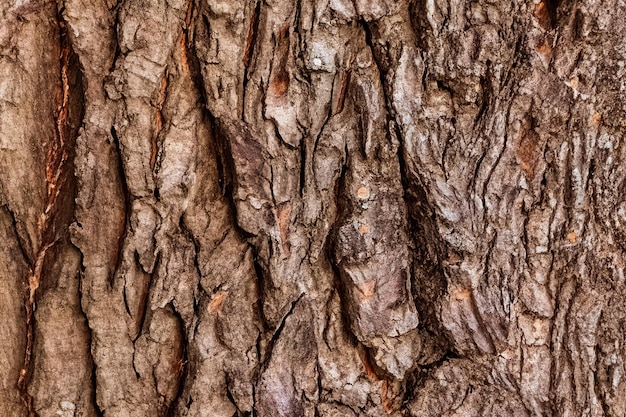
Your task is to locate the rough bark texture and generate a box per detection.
[1,0,626,416]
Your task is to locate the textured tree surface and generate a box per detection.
[1,0,626,416]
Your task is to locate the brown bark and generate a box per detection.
[1,0,626,416]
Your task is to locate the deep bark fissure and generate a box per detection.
[241,0,261,120]
[358,17,454,365]
[4,204,33,266]
[107,1,124,75]
[165,306,189,417]
[259,292,305,371]
[109,125,131,287]
[325,148,395,382]
[77,254,104,417]
[17,9,86,415]
[251,243,271,333]
[224,380,242,417]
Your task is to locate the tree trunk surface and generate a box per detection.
[1,0,625,416]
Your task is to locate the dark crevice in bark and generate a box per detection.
[315,359,323,403]
[358,18,453,363]
[151,70,169,177]
[242,1,261,120]
[183,3,233,200]
[269,164,277,204]
[251,242,271,332]
[109,125,131,288]
[521,205,532,289]
[107,1,123,74]
[570,8,584,41]
[335,70,351,117]
[243,1,261,70]
[544,0,559,29]
[440,130,451,181]
[173,299,205,414]
[166,305,189,417]
[89,359,105,417]
[3,204,33,266]
[191,6,256,233]
[80,261,105,417]
[18,305,35,416]
[469,149,487,212]
[130,252,158,342]
[209,118,263,240]
[258,292,304,372]
[299,137,306,198]
[326,255,362,349]
[122,271,132,316]
[179,215,204,282]
[75,201,101,414]
[320,290,338,352]
[500,34,526,94]
[410,348,461,393]
[325,155,358,341]
[224,373,244,417]
[407,0,430,52]
[481,121,510,218]
[325,154,392,382]
[250,384,257,417]
[549,274,578,408]
[594,338,612,417]
[358,344,391,382]
[130,347,141,380]
[18,9,86,415]
[394,126,452,357]
[474,60,493,129]
[211,115,235,197]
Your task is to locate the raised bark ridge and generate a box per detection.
[1,0,625,416]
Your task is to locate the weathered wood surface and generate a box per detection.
[1,0,626,416]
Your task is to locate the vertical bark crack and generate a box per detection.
[77,261,105,417]
[258,292,304,372]
[109,125,131,286]
[17,9,85,415]
[241,1,261,120]
[357,17,453,362]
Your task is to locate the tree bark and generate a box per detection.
[1,0,625,416]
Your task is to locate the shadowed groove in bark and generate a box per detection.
[251,242,271,335]
[107,0,124,74]
[242,0,262,120]
[109,126,131,285]
[258,292,305,373]
[325,145,399,386]
[224,373,245,417]
[210,118,253,227]
[78,262,105,417]
[184,9,240,219]
[166,6,267,412]
[4,205,33,268]
[358,16,454,361]
[17,8,86,415]
[165,306,188,417]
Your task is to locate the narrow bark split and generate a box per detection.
[1,0,626,416]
